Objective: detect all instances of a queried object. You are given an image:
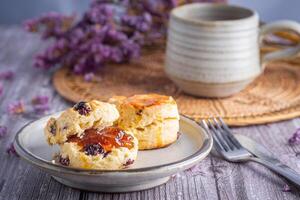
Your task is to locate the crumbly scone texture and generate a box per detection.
[127,119,179,150]
[59,131,138,170]
[109,94,180,150]
[44,100,119,145]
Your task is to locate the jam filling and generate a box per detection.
[67,127,134,155]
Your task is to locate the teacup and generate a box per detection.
[165,3,300,97]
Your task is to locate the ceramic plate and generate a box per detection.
[14,113,212,192]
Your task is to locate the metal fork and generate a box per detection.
[200,117,300,189]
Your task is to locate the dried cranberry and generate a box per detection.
[59,156,70,166]
[73,101,91,115]
[50,123,56,135]
[123,159,134,166]
[83,144,104,156]
[136,110,142,116]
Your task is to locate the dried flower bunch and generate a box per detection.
[24,0,219,74]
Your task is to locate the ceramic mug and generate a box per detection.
[165,3,300,97]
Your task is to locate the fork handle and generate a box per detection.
[250,157,300,189]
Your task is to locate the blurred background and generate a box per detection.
[0,0,299,24]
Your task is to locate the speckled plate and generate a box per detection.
[14,113,212,193]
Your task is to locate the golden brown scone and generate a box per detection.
[58,127,138,170]
[109,94,180,150]
[44,100,119,145]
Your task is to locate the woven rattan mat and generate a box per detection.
[53,44,300,126]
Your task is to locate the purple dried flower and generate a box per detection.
[31,95,50,114]
[32,95,49,105]
[23,1,149,73]
[0,126,8,138]
[6,142,18,157]
[0,70,14,80]
[288,128,300,145]
[33,104,50,114]
[110,48,123,63]
[24,0,225,73]
[23,12,75,38]
[7,100,25,115]
[121,41,140,59]
[121,12,152,32]
[84,72,94,82]
[23,19,38,32]
[282,184,291,192]
[85,2,113,24]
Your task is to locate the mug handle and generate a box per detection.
[259,20,300,67]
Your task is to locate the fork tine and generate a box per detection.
[212,118,235,150]
[218,117,242,148]
[206,119,230,151]
[200,120,225,152]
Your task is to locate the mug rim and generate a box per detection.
[171,3,258,26]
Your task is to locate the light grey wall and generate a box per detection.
[0,0,299,24]
[0,0,89,24]
[230,0,300,22]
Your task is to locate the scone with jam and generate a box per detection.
[109,94,180,150]
[45,100,119,145]
[58,127,138,170]
[44,100,138,169]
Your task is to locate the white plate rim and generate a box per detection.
[14,113,213,176]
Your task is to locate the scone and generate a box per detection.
[109,94,180,150]
[58,126,138,169]
[45,100,119,145]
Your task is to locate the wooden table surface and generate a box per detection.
[1,26,300,200]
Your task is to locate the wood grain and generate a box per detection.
[0,26,300,200]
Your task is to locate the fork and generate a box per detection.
[200,117,300,189]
